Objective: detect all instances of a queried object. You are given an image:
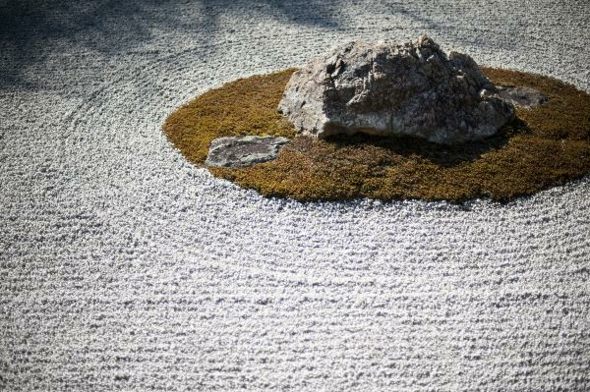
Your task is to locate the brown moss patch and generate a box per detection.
[163,67,590,202]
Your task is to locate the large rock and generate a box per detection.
[278,35,515,144]
[205,136,289,167]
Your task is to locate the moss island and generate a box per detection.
[163,68,590,202]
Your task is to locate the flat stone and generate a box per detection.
[205,136,290,168]
[278,35,515,145]
[495,85,548,108]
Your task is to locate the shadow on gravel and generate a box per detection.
[0,0,342,90]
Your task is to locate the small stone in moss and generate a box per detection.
[205,135,290,167]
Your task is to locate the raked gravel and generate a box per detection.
[1,0,589,391]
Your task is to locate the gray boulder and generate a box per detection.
[278,35,515,145]
[205,136,289,168]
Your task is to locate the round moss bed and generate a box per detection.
[163,68,590,202]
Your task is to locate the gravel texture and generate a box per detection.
[1,1,589,391]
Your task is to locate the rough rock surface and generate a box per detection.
[494,85,548,108]
[278,35,515,144]
[205,136,289,167]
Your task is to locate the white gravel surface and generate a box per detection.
[1,1,590,390]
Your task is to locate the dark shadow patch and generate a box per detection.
[321,117,528,167]
[0,0,344,90]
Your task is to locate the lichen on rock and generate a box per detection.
[278,35,515,144]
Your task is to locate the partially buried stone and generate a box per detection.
[205,136,290,167]
[278,35,515,145]
[494,86,548,108]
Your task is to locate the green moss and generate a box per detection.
[163,70,297,163]
[163,67,590,202]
